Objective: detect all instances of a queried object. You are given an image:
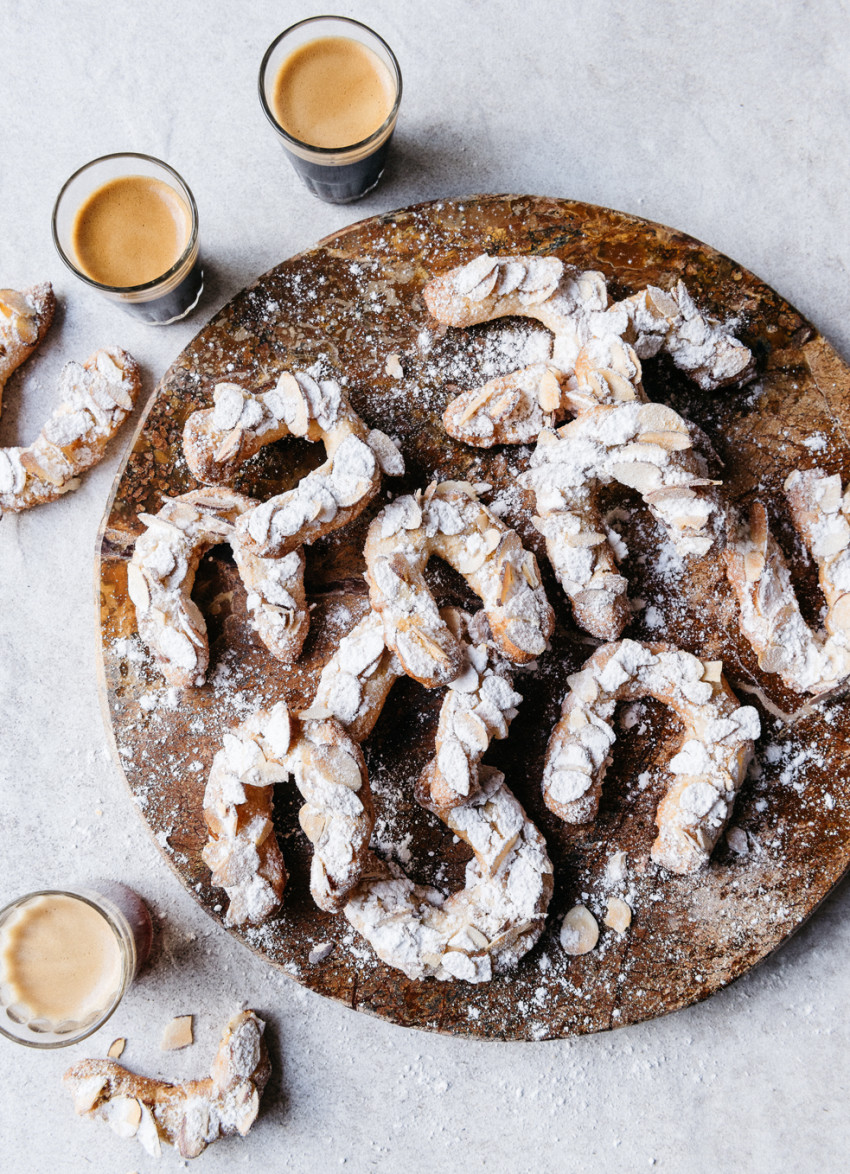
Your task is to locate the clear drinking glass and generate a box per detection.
[0,883,152,1048]
[52,153,203,325]
[259,16,402,204]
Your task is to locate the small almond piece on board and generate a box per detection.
[160,1015,194,1051]
[107,1037,126,1059]
[603,897,632,934]
[560,905,599,955]
[385,353,404,378]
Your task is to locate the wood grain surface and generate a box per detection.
[97,195,850,1040]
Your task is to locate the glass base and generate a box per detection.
[116,261,204,325]
[284,134,393,203]
[297,170,384,204]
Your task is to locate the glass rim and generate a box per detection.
[258,15,403,157]
[0,888,133,1049]
[51,152,199,295]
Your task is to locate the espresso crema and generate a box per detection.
[71,174,191,289]
[272,35,395,149]
[0,893,123,1026]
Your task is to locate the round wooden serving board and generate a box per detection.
[98,195,850,1040]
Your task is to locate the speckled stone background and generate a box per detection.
[2,2,850,1171]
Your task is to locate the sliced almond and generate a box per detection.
[744,501,767,544]
[701,660,724,683]
[409,626,452,664]
[521,559,540,589]
[466,267,500,302]
[298,704,333,721]
[453,254,499,296]
[538,368,562,412]
[484,527,502,554]
[593,369,637,402]
[646,286,680,319]
[385,353,404,378]
[610,460,660,493]
[489,389,520,420]
[457,386,495,424]
[812,474,845,516]
[465,925,490,950]
[387,552,412,581]
[160,1015,193,1051]
[107,1037,126,1059]
[644,486,696,505]
[814,520,850,557]
[432,479,477,499]
[560,905,599,955]
[277,372,309,435]
[324,745,362,790]
[308,942,334,964]
[165,501,203,528]
[0,289,34,318]
[638,403,690,434]
[20,449,66,486]
[366,429,405,476]
[743,547,766,583]
[603,897,632,934]
[106,1095,142,1138]
[440,606,466,639]
[452,709,490,752]
[536,427,560,448]
[126,563,151,613]
[609,338,641,381]
[451,549,483,576]
[564,529,607,548]
[137,1100,162,1158]
[639,430,692,451]
[500,560,517,604]
[577,270,606,303]
[214,426,244,463]
[828,592,850,633]
[299,805,327,843]
[331,473,373,510]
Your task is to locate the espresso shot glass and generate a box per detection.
[259,16,402,204]
[0,883,152,1048]
[52,153,203,325]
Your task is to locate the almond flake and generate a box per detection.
[214,426,244,463]
[107,1037,126,1059]
[521,560,540,589]
[701,660,724,683]
[126,563,151,613]
[639,430,692,451]
[106,1095,142,1138]
[560,905,599,955]
[384,353,404,378]
[299,704,333,721]
[160,1015,193,1051]
[603,897,632,934]
[299,806,327,842]
[829,593,850,632]
[500,560,517,604]
[277,372,309,435]
[743,548,765,583]
[537,368,562,413]
[458,386,495,424]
